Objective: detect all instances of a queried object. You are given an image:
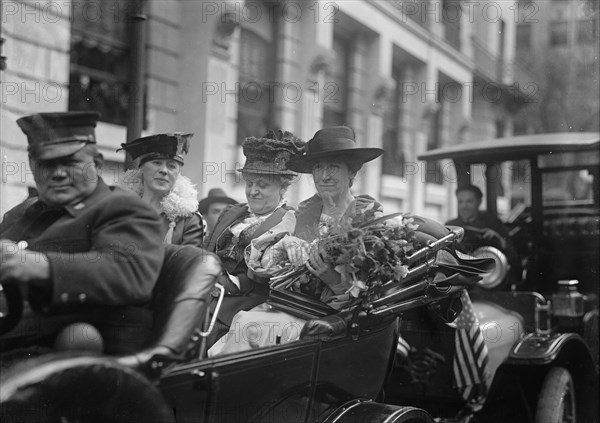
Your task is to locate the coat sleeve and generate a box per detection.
[43,194,165,310]
[180,212,206,247]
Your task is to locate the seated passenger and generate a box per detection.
[117,133,206,246]
[209,126,384,355]
[202,130,305,343]
[0,112,164,355]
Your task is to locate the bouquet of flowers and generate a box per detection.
[269,204,420,303]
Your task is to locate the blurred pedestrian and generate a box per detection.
[198,188,236,237]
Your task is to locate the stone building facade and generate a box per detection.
[1,0,529,221]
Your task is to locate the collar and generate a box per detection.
[248,199,286,219]
[26,179,109,218]
[64,178,110,217]
[159,175,199,222]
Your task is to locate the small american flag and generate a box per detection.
[453,290,490,403]
[396,334,411,359]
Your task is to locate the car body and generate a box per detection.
[386,132,599,422]
[0,221,475,423]
[2,134,597,423]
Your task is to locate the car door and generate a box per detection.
[158,340,321,423]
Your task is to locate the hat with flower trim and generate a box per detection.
[238,130,305,176]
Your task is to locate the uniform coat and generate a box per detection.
[0,178,164,312]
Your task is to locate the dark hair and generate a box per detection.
[343,158,364,174]
[456,184,483,200]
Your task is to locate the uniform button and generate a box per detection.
[60,293,69,303]
[78,293,87,302]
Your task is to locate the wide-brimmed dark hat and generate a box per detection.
[117,133,193,165]
[238,130,305,176]
[286,126,383,174]
[17,111,100,160]
[198,188,237,213]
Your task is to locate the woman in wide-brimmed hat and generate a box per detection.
[286,125,384,300]
[117,133,205,246]
[209,126,385,355]
[203,130,305,346]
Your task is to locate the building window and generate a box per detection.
[442,0,461,50]
[516,23,532,51]
[323,35,350,127]
[391,0,428,28]
[549,21,568,46]
[383,66,405,177]
[237,3,277,145]
[69,0,136,126]
[577,17,598,44]
[425,107,444,184]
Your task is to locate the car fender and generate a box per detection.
[322,399,434,423]
[507,332,594,365]
[480,332,598,422]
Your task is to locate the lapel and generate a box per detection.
[229,205,288,275]
[204,204,248,251]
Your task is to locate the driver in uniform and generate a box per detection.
[446,184,520,281]
[0,112,165,355]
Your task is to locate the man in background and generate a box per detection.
[446,184,520,282]
[198,187,236,237]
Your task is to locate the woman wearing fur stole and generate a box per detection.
[117,133,206,246]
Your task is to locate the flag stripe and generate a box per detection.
[452,290,490,402]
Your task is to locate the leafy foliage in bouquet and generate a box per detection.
[270,204,420,301]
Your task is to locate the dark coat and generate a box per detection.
[160,212,205,247]
[294,194,383,305]
[295,194,383,242]
[203,203,293,337]
[204,203,292,286]
[0,178,165,313]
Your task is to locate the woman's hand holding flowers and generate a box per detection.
[305,242,347,294]
[281,236,309,267]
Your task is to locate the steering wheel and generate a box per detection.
[0,282,24,335]
[461,226,505,253]
[460,228,510,289]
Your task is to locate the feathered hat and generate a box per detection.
[238,130,306,176]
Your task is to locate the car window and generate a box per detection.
[538,149,599,169]
[542,169,595,206]
[470,161,532,221]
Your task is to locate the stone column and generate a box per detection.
[203,7,243,197]
[367,79,395,200]
[399,65,416,210]
[274,10,298,131]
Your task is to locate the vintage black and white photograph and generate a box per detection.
[1,0,598,421]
